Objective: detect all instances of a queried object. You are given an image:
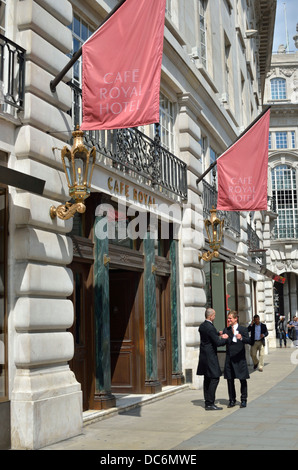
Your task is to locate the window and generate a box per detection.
[275,131,287,149]
[69,14,95,87]
[199,135,207,163]
[270,131,296,150]
[210,147,217,164]
[270,78,286,100]
[209,146,218,181]
[198,0,207,68]
[271,165,298,239]
[159,93,175,153]
[224,34,231,101]
[269,132,272,150]
[68,14,95,127]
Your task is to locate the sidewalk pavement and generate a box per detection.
[42,344,298,451]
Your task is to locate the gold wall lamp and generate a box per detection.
[50,128,96,220]
[199,206,224,262]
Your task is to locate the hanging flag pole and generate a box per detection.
[50,0,127,93]
[196,105,271,185]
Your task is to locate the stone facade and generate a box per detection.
[0,0,276,449]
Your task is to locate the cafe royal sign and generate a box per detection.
[107,176,156,206]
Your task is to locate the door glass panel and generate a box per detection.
[211,261,226,333]
[203,262,211,307]
[74,272,84,345]
[225,263,237,314]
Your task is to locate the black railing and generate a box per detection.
[68,81,188,200]
[202,180,240,236]
[0,34,26,111]
[247,223,260,250]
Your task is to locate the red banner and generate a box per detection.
[81,0,166,131]
[217,108,270,211]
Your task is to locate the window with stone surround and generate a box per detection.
[270,77,286,100]
[67,13,95,128]
[159,93,176,153]
[271,165,298,239]
[198,0,207,68]
[269,131,296,150]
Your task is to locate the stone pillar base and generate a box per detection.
[144,380,162,394]
[171,373,185,385]
[11,367,82,450]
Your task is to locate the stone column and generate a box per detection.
[178,93,205,388]
[290,273,298,317]
[169,239,184,384]
[93,217,115,409]
[144,233,161,393]
[10,0,83,449]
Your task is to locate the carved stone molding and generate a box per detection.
[71,235,94,261]
[154,255,171,276]
[108,244,144,271]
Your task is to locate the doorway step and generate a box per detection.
[83,384,189,426]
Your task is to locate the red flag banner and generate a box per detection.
[216,108,270,211]
[80,0,166,131]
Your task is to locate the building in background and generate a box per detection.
[0,0,276,449]
[264,25,298,329]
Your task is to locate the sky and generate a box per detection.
[273,0,297,52]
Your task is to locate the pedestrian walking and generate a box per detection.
[277,315,287,347]
[248,314,268,372]
[197,308,228,410]
[288,316,298,347]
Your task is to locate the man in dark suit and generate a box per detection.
[223,311,250,408]
[197,308,229,410]
[248,314,268,372]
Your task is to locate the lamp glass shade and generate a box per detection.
[61,152,73,187]
[74,154,86,187]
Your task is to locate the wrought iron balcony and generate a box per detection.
[203,180,240,237]
[247,223,260,250]
[0,34,26,112]
[68,81,188,200]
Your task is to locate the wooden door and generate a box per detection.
[68,261,93,411]
[109,270,144,393]
[156,275,171,385]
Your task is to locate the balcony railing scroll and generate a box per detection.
[0,34,26,112]
[69,81,188,200]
